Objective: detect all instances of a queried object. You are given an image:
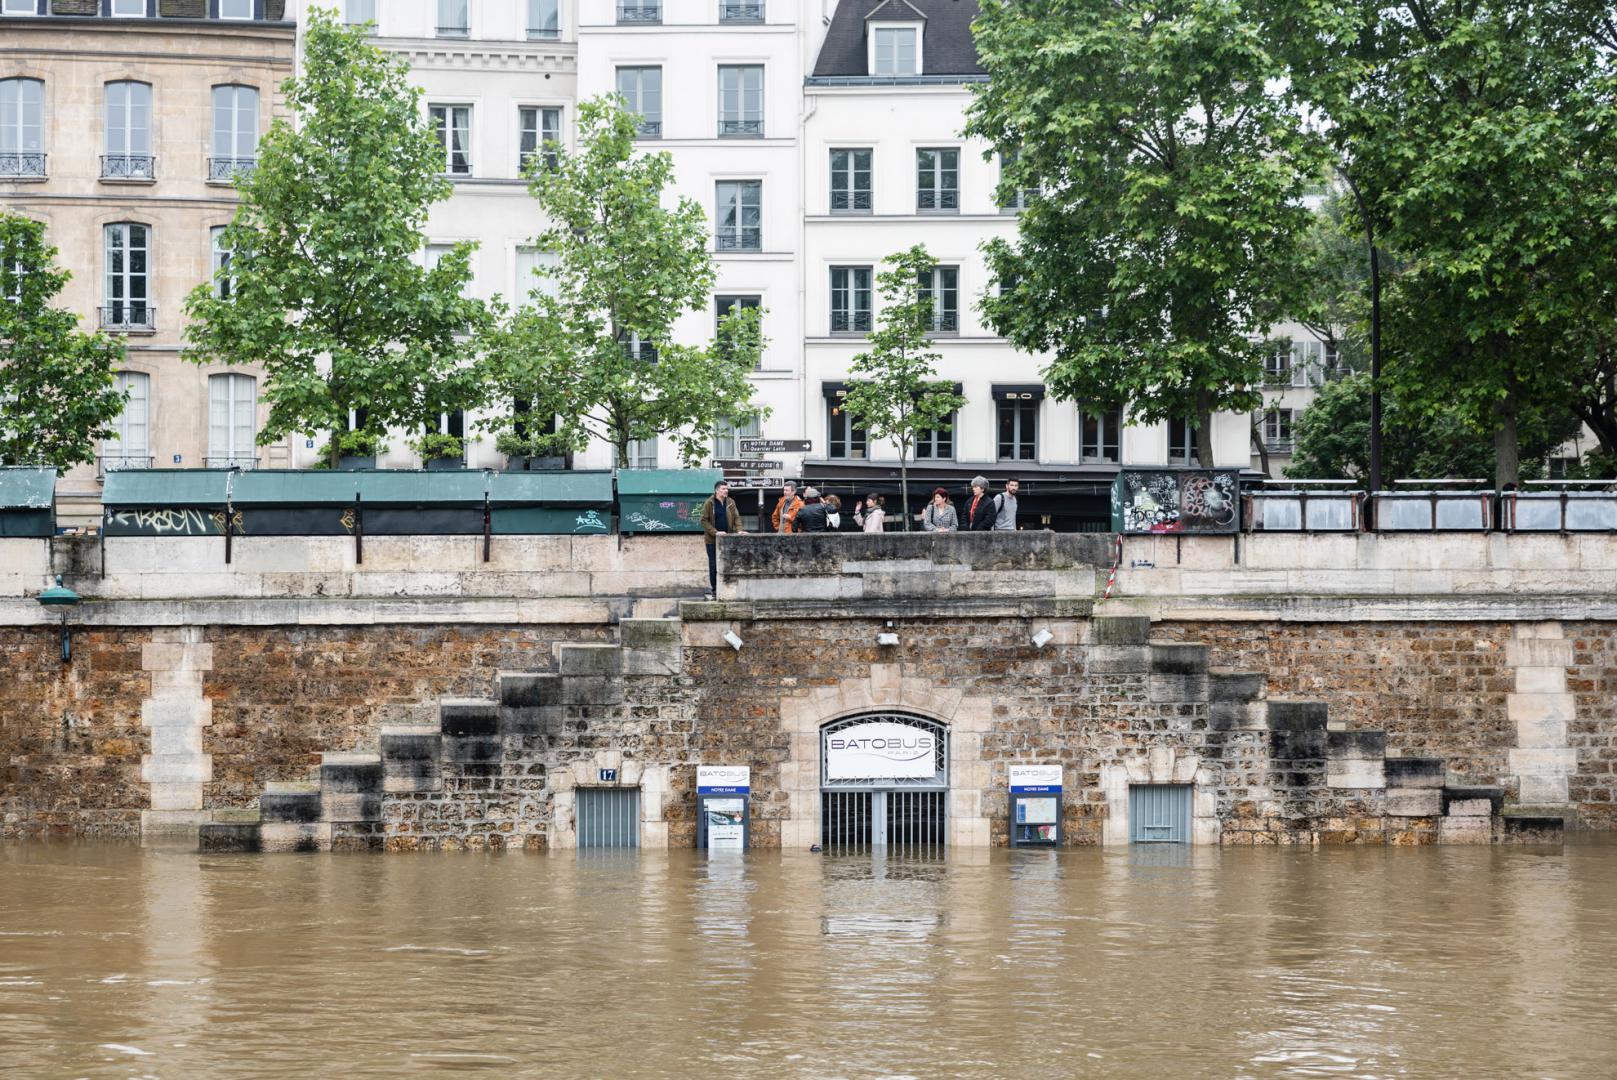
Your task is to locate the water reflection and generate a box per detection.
[1,842,1615,1078]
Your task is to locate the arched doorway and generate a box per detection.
[819,713,949,851]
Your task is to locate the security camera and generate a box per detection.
[1030,628,1054,649]
[723,630,744,651]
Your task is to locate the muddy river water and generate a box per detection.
[2,842,1615,1078]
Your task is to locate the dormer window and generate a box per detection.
[871,25,921,76]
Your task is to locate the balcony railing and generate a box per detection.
[100,304,155,331]
[926,312,960,334]
[101,154,155,180]
[617,3,661,23]
[436,24,470,37]
[527,26,561,40]
[634,118,662,138]
[715,228,762,252]
[99,454,153,477]
[207,156,257,183]
[0,152,46,178]
[918,188,959,212]
[830,311,872,334]
[718,118,763,137]
[1264,438,1295,453]
[831,190,872,212]
[205,453,260,470]
[720,2,764,20]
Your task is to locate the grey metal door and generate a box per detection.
[577,787,640,849]
[821,789,946,851]
[1129,784,1191,844]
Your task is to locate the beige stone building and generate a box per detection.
[0,1,295,526]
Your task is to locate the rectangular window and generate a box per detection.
[997,397,1038,461]
[437,0,469,36]
[917,265,958,333]
[1264,409,1295,451]
[2,0,38,14]
[616,67,662,137]
[829,149,871,213]
[917,148,958,212]
[716,294,762,367]
[1265,342,1291,385]
[430,105,471,176]
[829,266,872,333]
[219,0,252,19]
[345,0,376,27]
[103,222,150,330]
[914,415,954,460]
[105,371,150,468]
[618,1,661,24]
[528,0,560,39]
[1293,339,1323,387]
[715,180,762,252]
[620,330,657,363]
[208,373,257,468]
[103,81,152,179]
[514,246,559,304]
[713,415,761,458]
[519,105,562,171]
[210,85,258,182]
[1080,406,1121,463]
[0,78,44,179]
[628,437,658,469]
[873,27,918,76]
[826,394,868,459]
[999,152,1034,212]
[110,0,145,15]
[210,226,232,300]
[423,243,453,271]
[1168,417,1200,465]
[717,65,763,137]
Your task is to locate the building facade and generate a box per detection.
[0,1,296,526]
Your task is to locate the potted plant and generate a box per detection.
[496,430,574,471]
[319,429,388,471]
[413,433,466,471]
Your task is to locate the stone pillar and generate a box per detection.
[139,627,214,846]
[1506,623,1578,807]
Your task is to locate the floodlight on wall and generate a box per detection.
[723,630,744,652]
[1030,628,1054,650]
[876,621,899,647]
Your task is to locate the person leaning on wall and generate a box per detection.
[699,480,744,599]
[966,476,997,531]
[770,481,804,534]
[922,488,958,532]
[793,487,830,533]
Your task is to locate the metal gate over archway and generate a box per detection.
[820,713,948,852]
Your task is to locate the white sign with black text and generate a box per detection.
[824,722,939,782]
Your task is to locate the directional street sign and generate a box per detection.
[724,477,785,489]
[712,459,784,471]
[739,439,812,454]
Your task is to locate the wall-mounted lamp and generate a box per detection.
[36,575,80,663]
[723,630,744,651]
[877,620,899,647]
[1030,628,1054,650]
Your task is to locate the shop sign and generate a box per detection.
[697,765,751,795]
[824,722,938,782]
[1009,764,1063,793]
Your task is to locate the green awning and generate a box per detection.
[0,466,56,510]
[232,470,491,506]
[489,470,613,506]
[101,469,229,508]
[614,468,725,496]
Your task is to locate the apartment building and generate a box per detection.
[0,0,296,525]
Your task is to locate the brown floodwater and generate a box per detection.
[2,841,1615,1078]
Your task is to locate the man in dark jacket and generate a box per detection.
[793,487,830,533]
[966,475,997,531]
[699,480,743,598]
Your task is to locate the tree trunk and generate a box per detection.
[1194,390,1215,469]
[1493,390,1520,488]
[899,452,910,531]
[1251,418,1271,478]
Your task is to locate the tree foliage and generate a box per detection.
[967,0,1326,465]
[841,245,968,530]
[483,97,764,468]
[182,9,487,467]
[0,212,127,470]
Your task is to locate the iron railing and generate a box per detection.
[0,152,46,178]
[205,454,259,470]
[99,304,155,331]
[101,154,155,180]
[720,2,764,20]
[617,3,661,23]
[98,454,153,476]
[715,228,762,252]
[436,24,470,37]
[918,188,959,211]
[926,311,959,334]
[207,156,256,182]
[830,311,872,333]
[831,189,872,212]
[634,118,662,138]
[527,26,561,40]
[718,118,763,137]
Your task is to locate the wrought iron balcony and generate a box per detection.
[436,24,470,37]
[99,304,155,332]
[205,453,259,470]
[527,26,561,40]
[715,228,762,252]
[0,152,46,178]
[830,311,872,334]
[917,188,959,212]
[926,311,960,334]
[617,3,661,24]
[207,156,257,183]
[634,118,662,138]
[718,118,763,137]
[101,154,155,181]
[720,2,764,21]
[831,190,872,212]
[99,454,153,476]
[1264,438,1296,454]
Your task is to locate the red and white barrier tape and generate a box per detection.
[1099,533,1122,603]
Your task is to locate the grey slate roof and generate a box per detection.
[811,0,986,79]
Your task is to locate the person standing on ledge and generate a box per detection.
[771,481,804,534]
[699,480,743,599]
[993,478,1021,531]
[967,476,997,531]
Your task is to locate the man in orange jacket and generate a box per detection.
[770,481,804,534]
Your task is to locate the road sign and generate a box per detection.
[723,476,785,489]
[739,439,812,454]
[712,459,784,471]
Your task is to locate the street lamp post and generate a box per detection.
[36,574,81,663]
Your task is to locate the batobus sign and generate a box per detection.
[824,722,938,782]
[697,766,750,851]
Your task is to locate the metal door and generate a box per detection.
[577,787,640,849]
[820,789,946,851]
[1129,784,1191,843]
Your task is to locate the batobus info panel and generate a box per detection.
[697,766,750,851]
[1009,765,1063,848]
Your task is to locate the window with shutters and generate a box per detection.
[208,374,257,469]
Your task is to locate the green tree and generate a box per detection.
[182,9,487,467]
[0,212,127,470]
[487,97,764,469]
[967,0,1325,465]
[840,246,968,530]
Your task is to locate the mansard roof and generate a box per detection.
[812,0,986,80]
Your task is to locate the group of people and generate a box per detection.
[699,476,1022,596]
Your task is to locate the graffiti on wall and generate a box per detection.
[1115,471,1239,534]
